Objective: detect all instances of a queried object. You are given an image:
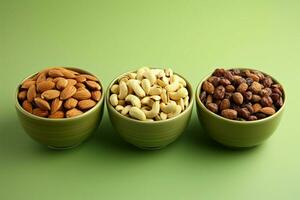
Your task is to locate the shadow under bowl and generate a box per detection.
[15,67,105,149]
[195,68,286,148]
[106,70,194,150]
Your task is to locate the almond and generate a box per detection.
[37,80,55,92]
[48,69,64,77]
[86,81,101,90]
[36,72,47,83]
[18,90,27,101]
[59,68,79,75]
[32,108,49,117]
[67,79,77,86]
[51,98,62,114]
[22,100,33,113]
[49,111,64,118]
[41,90,60,100]
[21,80,36,89]
[61,69,76,78]
[27,85,36,102]
[66,108,83,118]
[64,98,78,109]
[260,107,276,115]
[60,85,77,100]
[75,75,87,83]
[72,88,91,100]
[56,78,68,90]
[75,82,86,88]
[34,97,51,110]
[53,77,64,83]
[91,91,101,101]
[81,74,98,81]
[78,99,96,110]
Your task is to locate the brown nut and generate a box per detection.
[221,109,237,120]
[220,99,230,110]
[206,103,218,113]
[202,81,215,94]
[213,85,225,99]
[260,107,276,115]
[232,92,243,105]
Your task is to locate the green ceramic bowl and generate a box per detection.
[106,70,194,150]
[195,68,286,148]
[15,68,105,149]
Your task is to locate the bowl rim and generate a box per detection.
[106,67,194,124]
[15,67,105,121]
[195,67,286,124]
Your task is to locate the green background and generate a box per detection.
[1,0,299,199]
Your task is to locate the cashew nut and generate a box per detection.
[115,105,124,112]
[136,67,147,80]
[127,72,137,79]
[118,76,129,83]
[121,105,132,115]
[160,112,167,120]
[125,94,141,108]
[169,88,188,100]
[110,84,119,94]
[143,68,156,85]
[118,81,128,100]
[165,81,180,92]
[142,101,160,119]
[129,107,146,121]
[128,79,145,97]
[172,75,186,87]
[151,69,164,78]
[141,79,151,94]
[148,87,162,96]
[150,95,161,101]
[167,105,182,119]
[177,98,185,111]
[160,89,168,104]
[110,94,118,107]
[160,101,177,113]
[141,96,154,107]
[156,79,167,87]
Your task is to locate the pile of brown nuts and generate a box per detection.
[18,67,101,118]
[200,68,284,121]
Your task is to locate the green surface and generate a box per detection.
[1,0,299,199]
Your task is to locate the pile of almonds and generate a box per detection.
[200,68,284,121]
[18,67,101,118]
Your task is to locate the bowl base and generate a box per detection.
[135,144,168,150]
[47,142,82,150]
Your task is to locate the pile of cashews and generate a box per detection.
[109,67,189,121]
